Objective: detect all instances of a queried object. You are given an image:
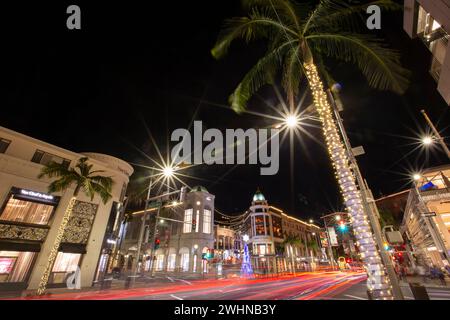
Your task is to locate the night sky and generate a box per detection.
[2,1,449,221]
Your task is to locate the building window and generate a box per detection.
[254,215,265,236]
[50,252,81,284]
[0,251,36,283]
[155,254,165,271]
[183,209,193,233]
[180,253,189,272]
[167,254,176,271]
[0,197,54,225]
[272,215,283,238]
[195,210,200,233]
[31,150,71,168]
[203,209,211,234]
[0,138,11,154]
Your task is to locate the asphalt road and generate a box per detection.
[12,271,368,300]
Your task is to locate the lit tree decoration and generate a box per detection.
[36,197,77,295]
[304,63,393,299]
[240,235,253,278]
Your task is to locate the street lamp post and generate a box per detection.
[421,109,450,160]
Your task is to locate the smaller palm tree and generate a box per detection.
[36,157,114,295]
[282,233,303,273]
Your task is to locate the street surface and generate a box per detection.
[6,271,450,300]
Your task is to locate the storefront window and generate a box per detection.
[181,253,189,272]
[1,197,54,225]
[50,252,81,284]
[254,215,265,236]
[0,251,36,283]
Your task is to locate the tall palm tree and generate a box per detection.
[36,157,114,295]
[212,0,409,299]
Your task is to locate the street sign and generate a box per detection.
[352,146,365,157]
[422,212,437,217]
[328,227,339,246]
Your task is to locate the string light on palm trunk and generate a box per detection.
[304,63,393,300]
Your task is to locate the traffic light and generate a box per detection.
[192,219,196,231]
[154,238,160,250]
[339,221,347,231]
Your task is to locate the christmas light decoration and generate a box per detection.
[36,196,77,295]
[304,63,393,300]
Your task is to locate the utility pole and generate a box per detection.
[328,90,404,300]
[322,216,336,269]
[421,109,450,160]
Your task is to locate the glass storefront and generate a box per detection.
[0,251,36,283]
[49,252,81,284]
[1,197,54,225]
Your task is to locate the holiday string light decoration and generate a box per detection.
[36,197,77,295]
[304,63,393,300]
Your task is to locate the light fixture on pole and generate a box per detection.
[421,136,434,146]
[285,115,299,129]
[413,173,422,181]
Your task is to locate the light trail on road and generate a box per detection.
[8,271,367,300]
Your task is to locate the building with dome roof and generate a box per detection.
[240,189,322,274]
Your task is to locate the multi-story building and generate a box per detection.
[404,0,450,105]
[0,126,133,293]
[401,165,450,268]
[241,189,322,273]
[121,185,215,276]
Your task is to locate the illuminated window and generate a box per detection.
[254,215,265,236]
[203,209,211,234]
[195,210,200,232]
[0,251,36,283]
[0,197,54,225]
[50,252,81,284]
[183,209,193,233]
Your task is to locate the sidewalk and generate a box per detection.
[399,275,450,289]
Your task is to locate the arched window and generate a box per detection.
[203,208,212,234]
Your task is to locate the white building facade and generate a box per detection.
[404,0,450,105]
[0,126,133,293]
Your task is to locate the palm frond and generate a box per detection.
[306,33,410,94]
[38,161,71,179]
[230,40,297,113]
[211,8,297,60]
[90,181,113,204]
[305,0,401,34]
[241,0,311,30]
[282,45,304,107]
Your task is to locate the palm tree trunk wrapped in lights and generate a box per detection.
[304,63,391,299]
[36,197,77,295]
[211,0,410,300]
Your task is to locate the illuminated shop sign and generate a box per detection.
[11,187,59,204]
[20,189,54,201]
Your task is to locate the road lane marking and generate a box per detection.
[344,294,367,300]
[175,279,193,285]
[167,277,175,282]
[170,294,183,300]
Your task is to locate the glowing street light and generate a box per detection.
[285,115,299,128]
[309,219,314,224]
[413,173,422,181]
[422,136,434,146]
[163,166,174,177]
[335,215,341,221]
[243,234,250,242]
